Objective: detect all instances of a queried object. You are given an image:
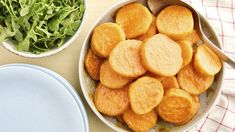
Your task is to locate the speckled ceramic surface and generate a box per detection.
[79,0,224,131]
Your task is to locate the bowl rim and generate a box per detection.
[78,0,225,131]
[1,0,87,58]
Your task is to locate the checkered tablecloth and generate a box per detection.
[181,0,235,131]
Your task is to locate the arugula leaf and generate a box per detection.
[0,25,15,41]
[0,0,85,53]
[20,6,29,16]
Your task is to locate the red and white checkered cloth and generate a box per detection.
[181,0,235,131]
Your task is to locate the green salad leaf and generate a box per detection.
[0,0,84,54]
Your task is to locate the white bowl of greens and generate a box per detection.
[0,0,86,58]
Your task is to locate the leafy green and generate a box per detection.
[0,0,84,54]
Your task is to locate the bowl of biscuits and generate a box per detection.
[79,0,224,131]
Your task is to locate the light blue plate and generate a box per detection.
[0,64,89,132]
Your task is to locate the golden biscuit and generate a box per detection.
[91,22,125,58]
[157,88,193,124]
[85,49,104,80]
[156,5,194,40]
[191,96,200,117]
[191,96,200,115]
[90,46,104,58]
[94,84,129,116]
[109,40,146,78]
[140,34,183,76]
[116,3,152,38]
[123,108,157,132]
[136,15,157,41]
[184,30,200,45]
[177,96,200,125]
[100,61,132,89]
[145,72,166,81]
[161,76,179,89]
[129,76,164,114]
[177,40,193,68]
[194,44,222,76]
[177,63,214,95]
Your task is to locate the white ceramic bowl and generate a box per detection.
[79,0,224,131]
[1,1,87,58]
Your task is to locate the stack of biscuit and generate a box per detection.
[84,2,222,132]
